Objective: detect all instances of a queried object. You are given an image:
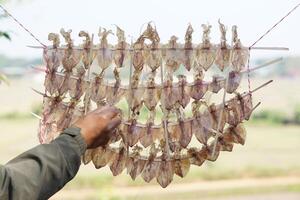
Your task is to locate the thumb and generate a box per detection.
[97,106,121,119]
[104,116,121,132]
[91,117,121,148]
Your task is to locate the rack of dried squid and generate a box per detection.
[31,21,287,188]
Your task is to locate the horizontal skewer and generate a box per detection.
[250,47,289,51]
[31,56,279,90]
[27,45,289,51]
[241,57,282,74]
[31,80,272,130]
[31,87,46,96]
[252,102,261,111]
[109,101,262,162]
[251,80,273,93]
[30,112,42,119]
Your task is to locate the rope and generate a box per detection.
[250,2,300,48]
[246,50,252,94]
[0,4,46,48]
[247,2,300,94]
[0,4,49,144]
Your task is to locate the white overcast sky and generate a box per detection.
[0,0,300,59]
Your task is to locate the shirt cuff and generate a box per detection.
[62,127,87,155]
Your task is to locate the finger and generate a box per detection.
[91,117,121,148]
[89,135,110,149]
[91,105,110,114]
[104,116,121,132]
[99,106,121,119]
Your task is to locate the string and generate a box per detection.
[0,4,49,142]
[247,2,300,94]
[0,4,46,48]
[250,2,300,48]
[246,50,252,94]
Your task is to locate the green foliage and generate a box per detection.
[0,73,9,85]
[31,102,42,115]
[293,104,300,124]
[0,31,11,40]
[0,54,42,68]
[0,111,30,119]
[0,102,43,120]
[0,1,12,81]
[0,2,11,41]
[252,106,300,125]
[252,110,286,124]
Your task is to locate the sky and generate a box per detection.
[0,0,300,59]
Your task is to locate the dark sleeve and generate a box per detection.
[0,127,86,200]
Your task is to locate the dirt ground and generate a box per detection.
[51,177,300,200]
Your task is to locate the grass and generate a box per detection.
[0,118,40,164]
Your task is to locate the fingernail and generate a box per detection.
[106,118,121,130]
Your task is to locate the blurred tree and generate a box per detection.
[0,0,11,41]
[0,31,11,40]
[0,0,10,84]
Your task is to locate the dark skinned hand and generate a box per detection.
[74,106,121,149]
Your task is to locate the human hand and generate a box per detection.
[74,106,121,149]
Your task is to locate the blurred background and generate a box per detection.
[0,0,300,199]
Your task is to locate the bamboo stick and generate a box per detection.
[241,57,282,74]
[33,56,277,90]
[27,45,289,51]
[84,34,94,114]
[128,40,133,120]
[251,80,273,93]
[160,59,171,158]
[30,112,42,119]
[212,77,228,156]
[250,47,289,51]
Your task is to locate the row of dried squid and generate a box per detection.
[81,122,245,188]
[80,91,251,188]
[120,92,253,150]
[44,21,248,85]
[43,68,244,107]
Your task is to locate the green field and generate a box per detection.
[1,118,300,199]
